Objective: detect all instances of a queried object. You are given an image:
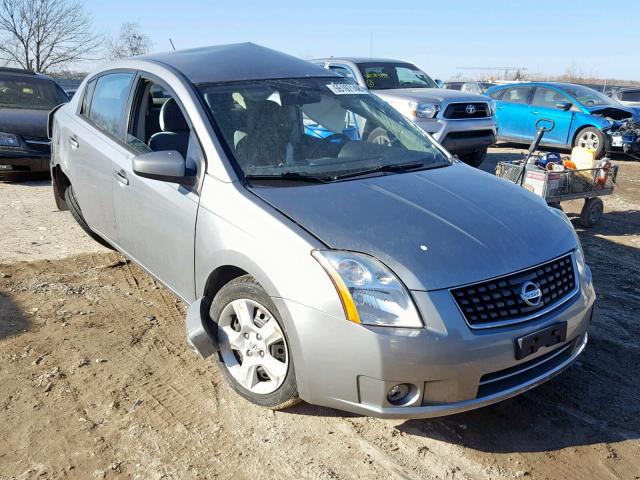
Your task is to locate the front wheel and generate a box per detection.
[209,275,300,409]
[574,127,605,159]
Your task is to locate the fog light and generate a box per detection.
[387,383,412,405]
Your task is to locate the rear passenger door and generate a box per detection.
[66,71,135,241]
[495,86,533,141]
[526,87,575,146]
[111,74,203,301]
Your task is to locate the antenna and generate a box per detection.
[169,38,176,51]
[370,32,373,57]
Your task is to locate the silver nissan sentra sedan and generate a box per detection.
[49,43,595,418]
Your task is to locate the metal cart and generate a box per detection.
[495,120,619,227]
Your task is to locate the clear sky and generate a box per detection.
[85,0,639,81]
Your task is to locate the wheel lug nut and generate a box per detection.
[256,334,261,340]
[243,333,249,339]
[259,351,264,357]
[246,350,253,356]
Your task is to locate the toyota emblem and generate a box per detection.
[466,104,476,115]
[520,281,543,307]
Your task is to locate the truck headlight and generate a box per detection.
[488,99,497,116]
[409,102,439,119]
[312,250,423,328]
[0,132,20,147]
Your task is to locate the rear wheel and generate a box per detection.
[458,148,487,167]
[574,127,605,159]
[579,197,603,228]
[64,186,114,249]
[210,275,300,409]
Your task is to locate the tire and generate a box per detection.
[366,127,392,146]
[579,197,604,228]
[209,275,300,410]
[458,148,487,168]
[64,186,114,249]
[574,127,605,159]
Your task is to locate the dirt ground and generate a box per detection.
[1,148,639,480]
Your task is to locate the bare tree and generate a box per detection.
[107,22,151,60]
[0,0,103,73]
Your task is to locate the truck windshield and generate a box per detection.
[356,62,438,90]
[197,78,450,182]
[0,76,69,110]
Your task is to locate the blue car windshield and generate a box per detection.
[198,78,450,181]
[558,84,618,108]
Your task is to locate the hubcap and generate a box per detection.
[217,299,288,394]
[578,131,599,150]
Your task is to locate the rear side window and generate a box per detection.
[80,79,96,116]
[503,87,532,105]
[621,90,640,102]
[89,72,135,139]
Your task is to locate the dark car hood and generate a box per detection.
[251,164,578,291]
[0,108,49,138]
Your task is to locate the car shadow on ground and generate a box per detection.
[395,211,640,454]
[0,288,29,340]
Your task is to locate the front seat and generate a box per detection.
[235,100,297,168]
[149,98,190,158]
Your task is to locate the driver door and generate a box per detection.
[111,75,203,301]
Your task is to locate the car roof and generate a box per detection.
[135,42,338,84]
[489,82,593,91]
[0,67,53,80]
[313,57,413,65]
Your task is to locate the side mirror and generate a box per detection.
[556,102,572,111]
[434,79,444,88]
[132,150,196,185]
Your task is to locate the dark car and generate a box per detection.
[0,67,69,177]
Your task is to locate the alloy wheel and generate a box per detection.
[217,299,288,395]
[577,131,600,150]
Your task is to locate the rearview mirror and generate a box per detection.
[132,150,196,185]
[556,102,572,111]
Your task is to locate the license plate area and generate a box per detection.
[611,135,623,147]
[516,322,567,360]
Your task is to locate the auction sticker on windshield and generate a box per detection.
[327,83,368,95]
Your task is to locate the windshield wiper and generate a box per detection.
[245,172,329,184]
[329,161,431,181]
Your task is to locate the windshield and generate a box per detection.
[198,78,449,182]
[356,62,438,90]
[0,75,69,110]
[558,84,618,108]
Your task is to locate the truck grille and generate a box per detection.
[442,102,490,119]
[451,253,577,328]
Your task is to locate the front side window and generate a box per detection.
[558,84,617,107]
[198,78,449,183]
[0,75,68,110]
[329,65,356,82]
[531,87,568,108]
[620,90,640,102]
[89,72,135,139]
[357,62,437,90]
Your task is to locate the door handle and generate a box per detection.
[114,169,129,186]
[532,111,540,115]
[68,136,79,149]
[497,106,503,110]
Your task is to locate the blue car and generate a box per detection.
[487,82,639,158]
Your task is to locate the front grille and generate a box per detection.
[442,102,490,119]
[451,253,577,328]
[22,136,50,154]
[443,129,495,140]
[476,338,577,398]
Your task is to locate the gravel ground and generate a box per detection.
[1,148,639,480]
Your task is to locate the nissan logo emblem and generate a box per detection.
[466,104,476,114]
[520,281,543,307]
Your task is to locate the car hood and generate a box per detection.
[0,108,49,138]
[587,105,639,121]
[372,88,488,104]
[251,164,578,291]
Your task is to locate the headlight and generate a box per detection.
[487,99,497,116]
[312,250,423,328]
[0,132,20,147]
[548,206,586,275]
[409,102,439,119]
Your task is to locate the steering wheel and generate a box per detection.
[308,132,351,158]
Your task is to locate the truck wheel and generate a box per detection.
[64,186,114,249]
[367,127,392,146]
[579,197,604,228]
[574,127,605,159]
[458,149,487,167]
[209,275,300,410]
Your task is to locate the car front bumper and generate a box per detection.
[414,116,497,154]
[0,148,50,174]
[275,264,595,419]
